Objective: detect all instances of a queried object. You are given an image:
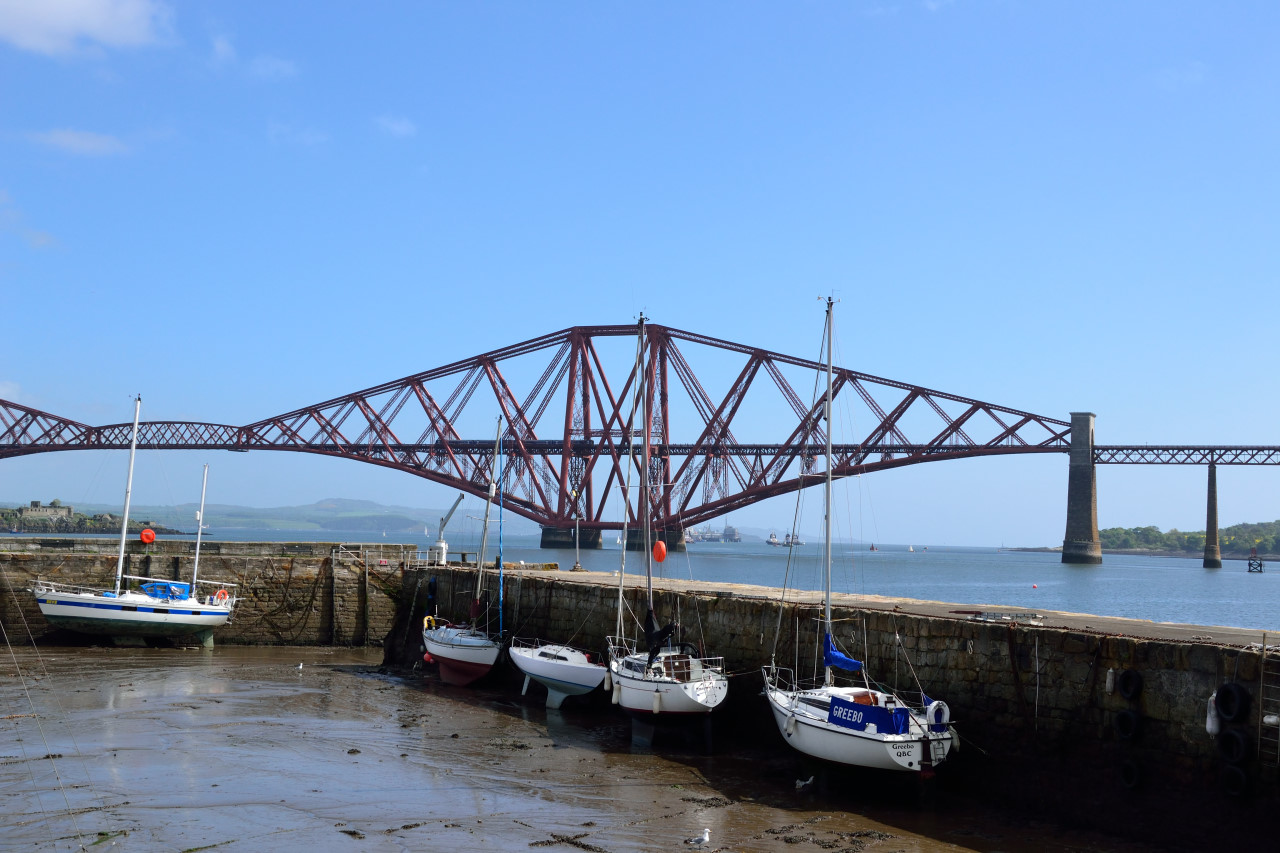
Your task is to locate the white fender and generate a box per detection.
[785,715,796,736]
[521,675,531,696]
[603,669,612,692]
[652,689,662,714]
[611,681,621,705]
[1206,690,1220,737]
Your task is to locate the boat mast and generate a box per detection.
[497,424,505,639]
[639,314,654,611]
[823,297,835,687]
[615,321,645,639]
[474,415,503,602]
[190,463,209,591]
[113,395,142,596]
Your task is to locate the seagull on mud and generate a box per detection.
[795,775,815,791]
[684,828,710,847]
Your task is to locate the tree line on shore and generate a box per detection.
[1101,520,1280,555]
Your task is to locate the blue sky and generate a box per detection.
[1,1,1277,547]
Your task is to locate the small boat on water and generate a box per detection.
[762,299,955,774]
[766,532,782,546]
[422,417,504,686]
[31,400,236,648]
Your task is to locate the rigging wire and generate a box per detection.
[0,568,114,850]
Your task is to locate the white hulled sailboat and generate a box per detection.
[761,299,954,773]
[606,315,728,719]
[422,417,504,686]
[32,399,237,647]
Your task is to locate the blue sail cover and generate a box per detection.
[823,633,862,673]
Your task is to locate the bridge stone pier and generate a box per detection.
[1062,411,1102,564]
[538,526,603,550]
[1203,462,1222,568]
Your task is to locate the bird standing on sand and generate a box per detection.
[297,663,303,671]
[684,828,710,847]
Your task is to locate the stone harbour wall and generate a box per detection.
[0,538,408,646]
[388,564,1277,852]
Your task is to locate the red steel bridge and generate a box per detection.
[2,323,1278,557]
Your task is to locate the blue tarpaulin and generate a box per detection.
[823,633,863,673]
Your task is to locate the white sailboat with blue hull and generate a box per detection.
[32,398,237,648]
[762,300,954,773]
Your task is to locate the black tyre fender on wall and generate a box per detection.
[1222,764,1249,797]
[1118,668,1142,700]
[1216,682,1251,723]
[1120,758,1141,790]
[1114,709,1141,740]
[1217,727,1252,764]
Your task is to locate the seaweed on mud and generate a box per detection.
[680,795,732,807]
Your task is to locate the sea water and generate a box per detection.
[87,528,1280,632]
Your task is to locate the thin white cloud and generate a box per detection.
[267,121,327,147]
[0,0,173,57]
[208,34,296,80]
[248,54,296,80]
[210,34,236,67]
[923,0,954,10]
[30,128,129,156]
[376,115,417,138]
[0,190,57,250]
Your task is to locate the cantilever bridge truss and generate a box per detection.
[0,322,1077,531]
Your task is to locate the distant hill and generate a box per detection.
[0,497,542,536]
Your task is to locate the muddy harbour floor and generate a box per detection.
[2,646,1169,853]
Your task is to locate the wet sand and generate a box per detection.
[3,646,1163,852]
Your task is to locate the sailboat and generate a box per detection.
[510,505,606,708]
[421,417,504,686]
[761,300,955,773]
[509,637,607,709]
[606,315,728,720]
[31,398,237,648]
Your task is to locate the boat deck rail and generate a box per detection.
[764,664,934,710]
[607,635,725,682]
[120,573,237,589]
[30,577,105,597]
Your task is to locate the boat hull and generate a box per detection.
[608,649,728,716]
[763,683,952,772]
[35,590,231,639]
[509,642,606,709]
[423,626,500,686]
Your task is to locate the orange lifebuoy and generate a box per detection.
[214,589,229,604]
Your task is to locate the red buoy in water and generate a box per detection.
[423,652,434,664]
[139,528,156,544]
[653,541,667,563]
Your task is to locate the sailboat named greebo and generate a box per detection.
[761,299,955,773]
